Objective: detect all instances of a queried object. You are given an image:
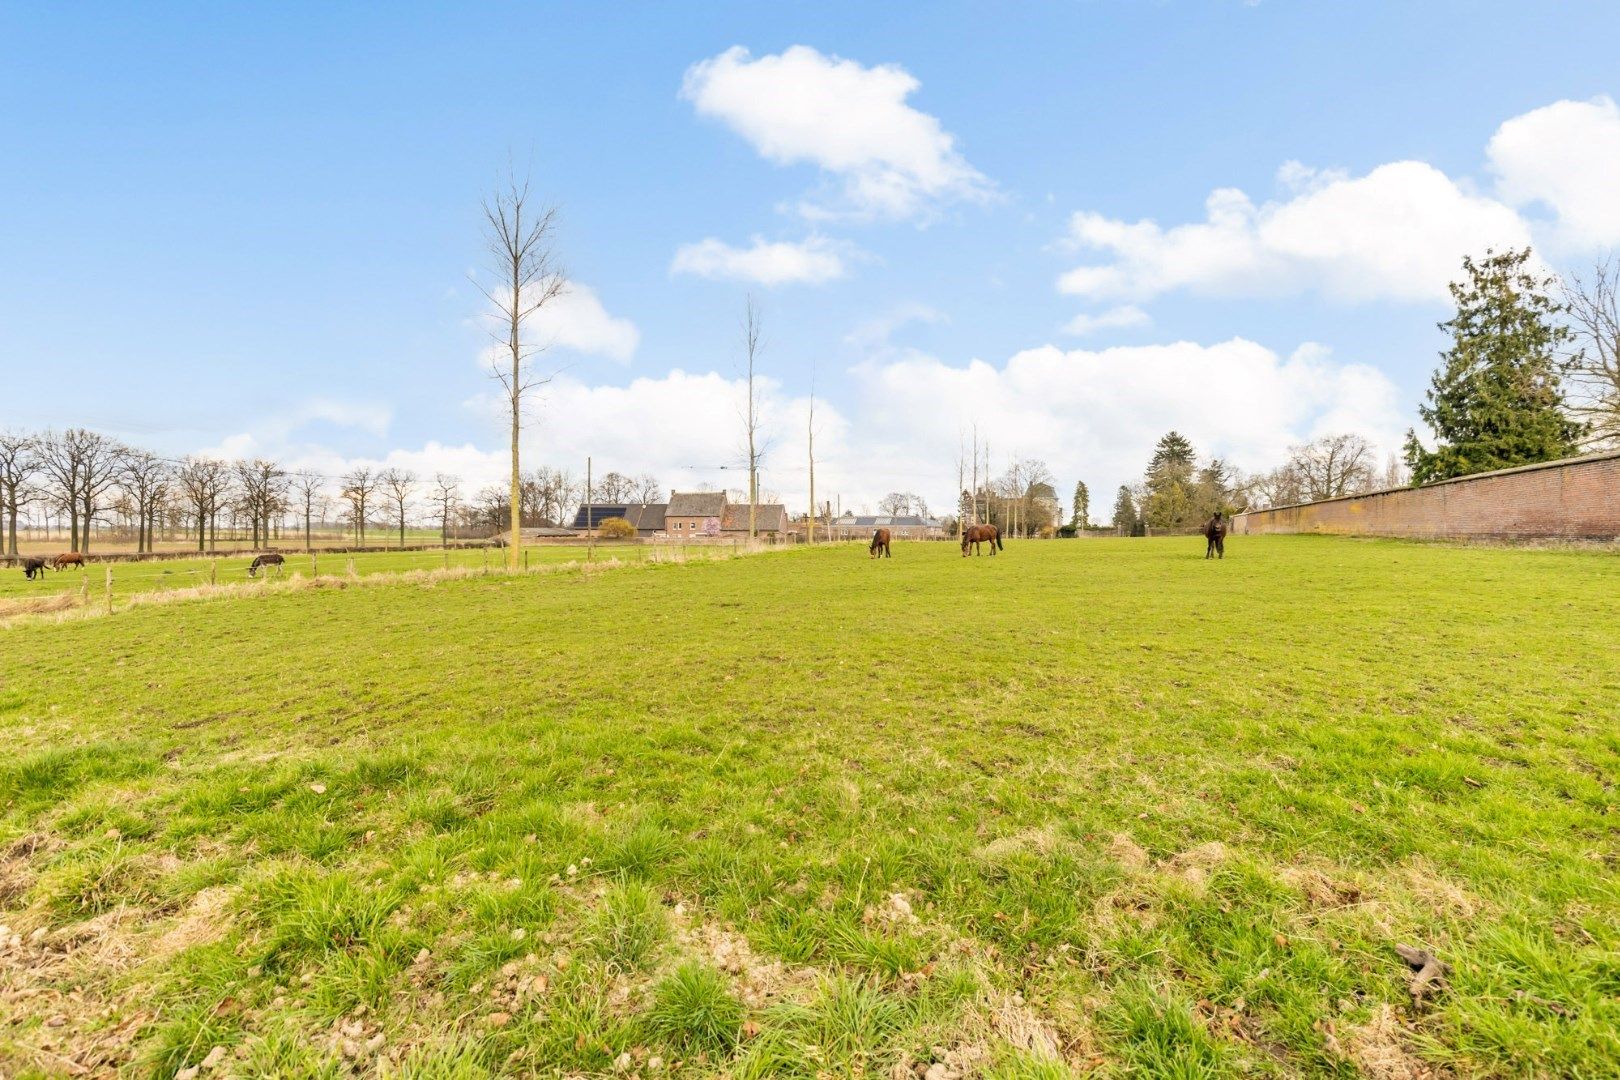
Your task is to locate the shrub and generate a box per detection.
[597,517,636,539]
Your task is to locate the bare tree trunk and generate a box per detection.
[478,179,565,570]
[807,380,816,545]
[742,297,762,541]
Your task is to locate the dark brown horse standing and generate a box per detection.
[961,523,1003,557]
[1204,513,1227,559]
[248,553,286,578]
[21,556,50,580]
[53,552,84,571]
[868,528,891,558]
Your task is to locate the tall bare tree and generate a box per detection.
[807,368,817,545]
[1379,453,1410,490]
[379,468,417,548]
[1562,259,1620,448]
[595,471,633,503]
[477,177,567,566]
[341,466,379,547]
[120,449,172,554]
[36,430,84,551]
[77,431,125,555]
[234,459,287,550]
[630,474,662,503]
[955,429,968,542]
[529,466,578,526]
[38,429,123,553]
[176,457,232,552]
[0,431,40,556]
[431,473,461,546]
[740,296,764,540]
[290,470,326,550]
[1289,433,1376,501]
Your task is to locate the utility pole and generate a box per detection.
[586,456,594,564]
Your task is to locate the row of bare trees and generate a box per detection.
[0,427,663,556]
[1241,433,1409,511]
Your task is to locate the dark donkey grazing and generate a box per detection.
[248,552,286,578]
[868,528,891,558]
[961,523,1003,557]
[53,552,85,570]
[21,556,51,580]
[1204,513,1227,559]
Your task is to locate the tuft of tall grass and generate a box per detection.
[650,961,746,1056]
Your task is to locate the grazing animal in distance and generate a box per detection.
[1204,513,1227,560]
[961,523,1003,557]
[53,552,84,570]
[248,552,286,578]
[868,528,891,558]
[21,556,50,580]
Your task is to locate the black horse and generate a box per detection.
[248,552,286,578]
[21,556,50,580]
[1204,513,1227,560]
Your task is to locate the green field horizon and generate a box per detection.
[1,536,1615,1078]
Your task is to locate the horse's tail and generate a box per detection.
[995,530,1004,551]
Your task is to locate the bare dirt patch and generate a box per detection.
[977,823,1065,863]
[672,911,817,1008]
[1107,833,1150,871]
[1340,1003,1446,1079]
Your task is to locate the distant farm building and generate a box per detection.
[664,492,728,536]
[577,492,788,539]
[571,503,667,537]
[823,514,946,541]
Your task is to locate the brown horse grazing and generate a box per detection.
[21,556,51,580]
[248,552,286,578]
[961,523,1003,557]
[53,552,85,570]
[868,528,891,558]
[1204,513,1227,559]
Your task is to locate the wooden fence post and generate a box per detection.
[210,559,217,586]
[104,566,113,614]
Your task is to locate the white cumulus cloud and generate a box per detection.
[681,44,993,221]
[1057,97,1620,308]
[1059,161,1531,304]
[1488,95,1620,249]
[671,235,852,285]
[526,281,639,363]
[1062,305,1151,337]
[235,336,1404,523]
[842,338,1405,510]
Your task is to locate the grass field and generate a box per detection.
[7,529,465,560]
[0,544,649,609]
[1,536,1616,1078]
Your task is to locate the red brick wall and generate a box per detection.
[1233,451,1620,540]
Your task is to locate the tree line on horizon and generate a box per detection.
[0,432,664,557]
[6,248,1616,553]
[1106,248,1620,531]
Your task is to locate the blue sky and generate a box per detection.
[4,2,1618,516]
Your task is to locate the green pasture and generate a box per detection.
[0,544,638,605]
[0,536,1615,1078]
